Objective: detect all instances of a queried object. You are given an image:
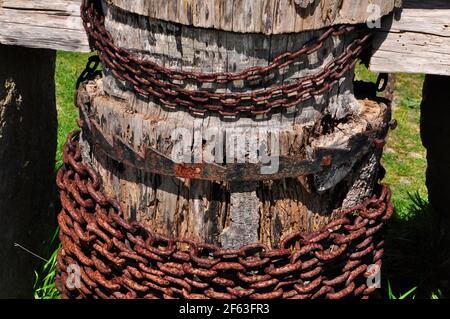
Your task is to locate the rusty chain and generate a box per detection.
[81,0,373,117]
[56,131,393,299]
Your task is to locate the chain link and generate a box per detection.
[81,0,373,117]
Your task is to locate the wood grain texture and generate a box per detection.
[76,1,390,249]
[370,0,450,76]
[0,0,448,79]
[109,0,396,34]
[0,0,90,52]
[0,44,57,297]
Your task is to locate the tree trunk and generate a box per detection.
[421,75,450,216]
[0,44,57,298]
[77,0,392,249]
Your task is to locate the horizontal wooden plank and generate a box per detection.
[0,0,90,52]
[370,0,450,76]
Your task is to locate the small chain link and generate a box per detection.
[56,131,393,299]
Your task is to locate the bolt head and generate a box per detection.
[321,155,333,167]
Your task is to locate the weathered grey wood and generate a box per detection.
[76,1,390,249]
[0,44,57,298]
[1,0,449,78]
[370,0,450,76]
[421,75,450,217]
[0,0,90,52]
[108,0,396,34]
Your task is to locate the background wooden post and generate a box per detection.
[0,44,57,298]
[421,75,450,217]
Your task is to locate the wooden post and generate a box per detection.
[370,0,450,76]
[420,75,450,216]
[0,44,57,298]
[75,0,394,249]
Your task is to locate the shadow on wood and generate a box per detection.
[0,44,57,298]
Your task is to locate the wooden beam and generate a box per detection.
[0,0,90,52]
[370,0,450,76]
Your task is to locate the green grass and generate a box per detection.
[33,57,445,299]
[33,229,60,299]
[34,246,60,299]
[383,74,427,217]
[383,193,450,298]
[387,282,417,300]
[55,51,93,168]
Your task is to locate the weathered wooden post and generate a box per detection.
[0,0,91,298]
[0,44,57,298]
[57,0,395,299]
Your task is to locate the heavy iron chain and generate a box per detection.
[56,131,393,299]
[80,0,374,117]
[76,55,102,89]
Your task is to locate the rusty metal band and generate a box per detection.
[56,131,393,299]
[77,91,387,181]
[80,0,373,117]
